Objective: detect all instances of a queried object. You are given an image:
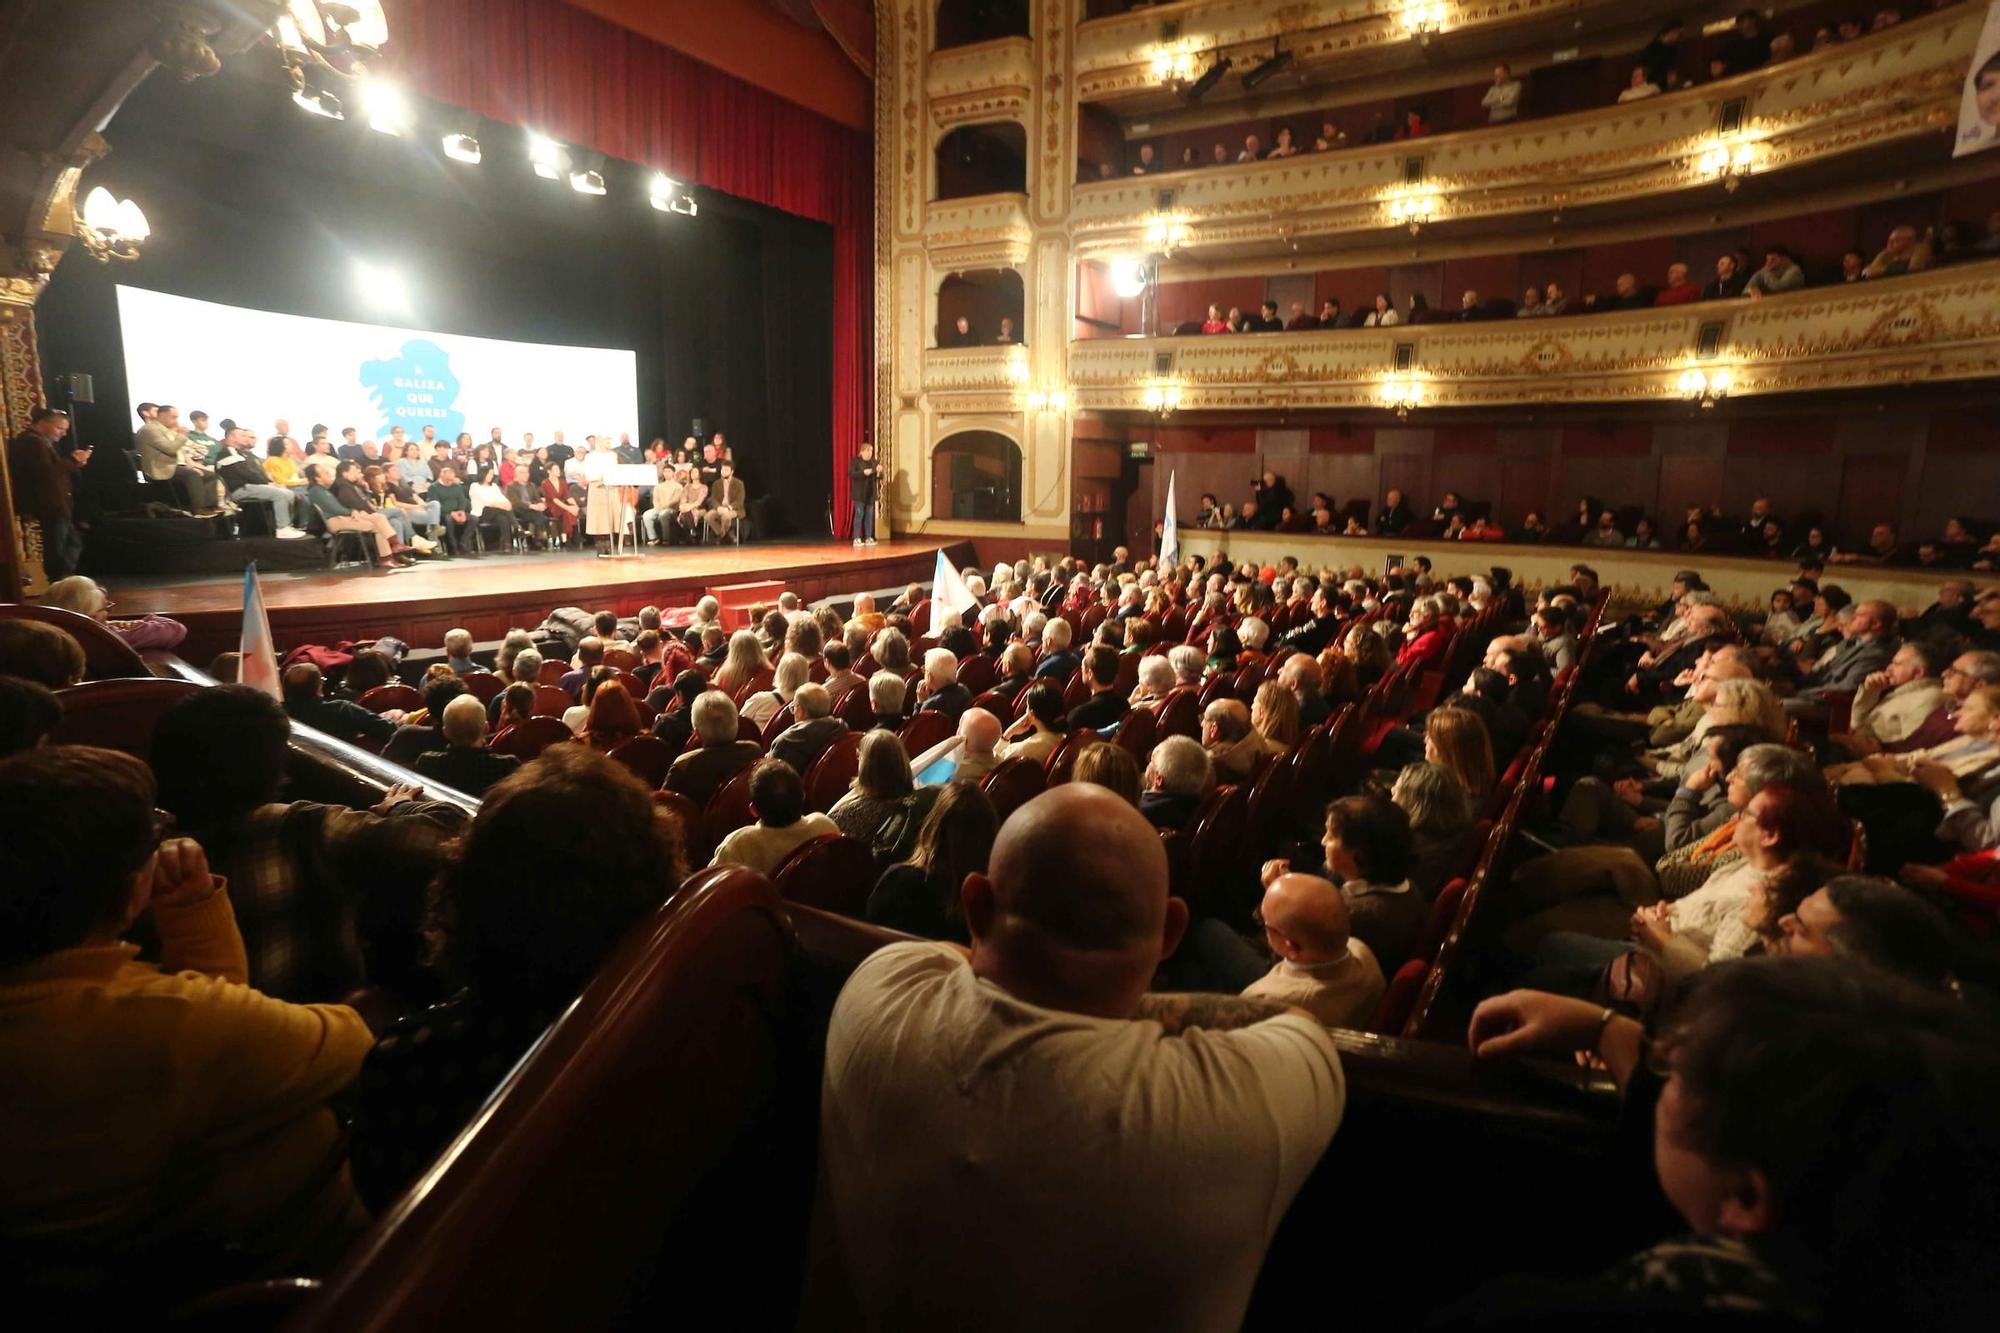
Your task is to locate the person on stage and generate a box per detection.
[674,469,709,545]
[704,461,747,543]
[469,466,519,553]
[582,436,627,558]
[541,461,579,546]
[643,465,687,546]
[849,440,881,547]
[505,468,553,549]
[397,441,433,496]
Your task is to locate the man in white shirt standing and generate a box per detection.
[815,784,1344,1332]
[1482,63,1522,123]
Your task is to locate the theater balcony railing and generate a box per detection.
[924,192,1035,270]
[1068,7,1981,262]
[1072,0,1697,111]
[925,36,1036,130]
[1065,259,2000,412]
[922,345,1029,413]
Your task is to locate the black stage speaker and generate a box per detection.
[63,372,94,404]
[691,418,707,439]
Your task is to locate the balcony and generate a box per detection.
[1068,7,1980,262]
[923,193,1034,270]
[1065,259,2000,412]
[925,37,1035,129]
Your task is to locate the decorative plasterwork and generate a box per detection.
[924,194,1035,253]
[924,347,1025,394]
[1067,262,2000,411]
[926,37,1034,127]
[1067,8,1980,256]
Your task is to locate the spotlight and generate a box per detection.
[361,80,409,136]
[1109,257,1149,299]
[1182,55,1232,103]
[442,133,482,164]
[291,85,343,120]
[352,259,410,315]
[569,169,607,196]
[1241,42,1293,90]
[649,172,698,216]
[529,132,570,180]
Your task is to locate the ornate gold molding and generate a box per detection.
[926,37,1034,127]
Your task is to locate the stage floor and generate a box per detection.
[109,538,969,664]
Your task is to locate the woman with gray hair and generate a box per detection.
[741,651,811,729]
[1166,643,1206,689]
[1392,761,1473,894]
[1129,654,1177,710]
[830,728,938,857]
[1237,616,1270,660]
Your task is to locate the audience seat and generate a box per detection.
[1113,708,1157,763]
[1043,728,1097,783]
[968,688,1011,716]
[1185,783,1251,919]
[287,867,794,1332]
[52,677,205,755]
[359,684,425,715]
[1412,877,1470,966]
[537,659,568,686]
[0,603,150,680]
[898,710,953,755]
[770,834,879,917]
[1197,673,1235,710]
[532,685,572,718]
[1231,665,1262,702]
[1261,649,1294,681]
[731,667,776,706]
[955,654,997,695]
[908,598,932,636]
[1153,688,1200,740]
[608,735,676,789]
[758,702,797,750]
[491,716,574,759]
[460,671,504,703]
[602,646,639,673]
[703,767,758,848]
[1243,748,1298,856]
[979,755,1047,822]
[1287,718,1337,827]
[1111,653,1140,697]
[803,731,864,813]
[1062,671,1090,710]
[650,789,706,860]
[1372,959,1429,1036]
[832,684,873,732]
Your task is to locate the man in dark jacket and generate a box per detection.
[1065,645,1127,731]
[849,441,881,546]
[1374,488,1414,536]
[415,695,522,798]
[769,683,849,774]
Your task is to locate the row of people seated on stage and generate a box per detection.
[1194,475,2000,572]
[1181,220,1975,335]
[6,540,1998,1325]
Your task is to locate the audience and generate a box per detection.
[709,758,841,873]
[863,780,1000,942]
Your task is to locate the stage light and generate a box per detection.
[361,80,410,136]
[1241,42,1293,90]
[1182,55,1232,103]
[442,133,483,164]
[292,85,344,120]
[529,133,570,180]
[569,169,607,196]
[353,259,410,315]
[1109,257,1149,299]
[276,0,327,53]
[650,173,698,216]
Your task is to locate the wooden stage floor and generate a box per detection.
[108,538,969,664]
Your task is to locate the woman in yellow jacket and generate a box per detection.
[0,746,372,1310]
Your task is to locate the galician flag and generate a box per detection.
[240,563,281,698]
[931,548,978,625]
[1160,469,1181,568]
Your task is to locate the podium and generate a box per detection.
[604,463,658,557]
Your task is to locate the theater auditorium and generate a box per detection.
[3,1,1999,1328]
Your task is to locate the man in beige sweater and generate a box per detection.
[1243,872,1386,1029]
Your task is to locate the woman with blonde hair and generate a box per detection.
[742,651,811,729]
[712,629,769,697]
[1425,705,1496,802]
[1251,680,1300,753]
[1072,740,1141,806]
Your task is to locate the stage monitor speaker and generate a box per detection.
[63,373,94,405]
[691,418,707,438]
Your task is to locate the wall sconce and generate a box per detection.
[76,186,150,263]
[1148,41,1200,87]
[1386,190,1439,235]
[1143,213,1192,256]
[1401,1,1447,41]
[1380,373,1423,419]
[1693,137,1757,192]
[1024,385,1071,414]
[1141,380,1183,417]
[1677,366,1732,408]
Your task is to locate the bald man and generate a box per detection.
[952,707,1004,784]
[1202,698,1265,784]
[816,785,1343,1331]
[1243,873,1387,1029]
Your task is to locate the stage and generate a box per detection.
[107,538,973,667]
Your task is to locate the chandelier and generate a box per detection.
[271,2,389,107]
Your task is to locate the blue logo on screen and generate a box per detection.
[359,339,464,441]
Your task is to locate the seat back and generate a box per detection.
[0,603,149,679]
[1111,652,1140,697]
[460,671,504,703]
[1043,728,1096,783]
[608,735,676,789]
[1232,665,1263,702]
[802,730,864,813]
[1185,783,1250,917]
[968,688,1012,716]
[1154,687,1200,740]
[1371,958,1429,1036]
[650,789,707,861]
[359,684,425,715]
[1243,751,1297,859]
[601,646,640,673]
[1412,877,1470,965]
[898,709,953,755]
[954,654,997,694]
[1113,708,1156,763]
[908,598,932,636]
[490,716,574,759]
[758,701,797,749]
[536,658,568,686]
[289,869,791,1333]
[736,715,764,745]
[731,666,775,706]
[532,685,572,718]
[770,834,879,917]
[979,755,1047,822]
[1197,673,1235,710]
[53,677,205,756]
[831,683,871,731]
[704,766,759,847]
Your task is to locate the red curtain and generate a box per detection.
[386,0,872,536]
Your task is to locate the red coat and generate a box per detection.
[1397,626,1450,669]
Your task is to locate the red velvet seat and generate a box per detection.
[490,716,574,759]
[1153,687,1200,740]
[969,688,1012,716]
[1113,708,1156,764]
[1043,728,1097,784]
[1185,783,1249,917]
[909,598,932,636]
[979,755,1046,822]
[1232,665,1263,702]
[955,653,997,695]
[460,671,504,703]
[1287,717,1336,827]
[731,666,775,706]
[758,701,796,749]
[832,683,873,732]
[52,677,205,756]
[1243,747,1297,857]
[1372,958,1428,1036]
[1412,877,1470,966]
[608,735,677,789]
[803,730,864,813]
[1112,652,1140,697]
[898,710,953,755]
[359,684,426,715]
[737,715,764,746]
[650,788,707,860]
[770,834,878,916]
[532,685,572,718]
[703,766,758,848]
[536,658,568,686]
[0,602,148,680]
[601,646,640,673]
[1197,673,1235,710]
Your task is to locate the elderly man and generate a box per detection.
[1203,699,1265,783]
[1167,644,1206,692]
[867,670,908,731]
[1243,872,1386,1028]
[1279,654,1332,728]
[1862,223,1932,279]
[851,592,886,634]
[1129,655,1177,711]
[989,643,1036,709]
[1844,639,1951,755]
[1140,734,1213,830]
[1789,600,1901,711]
[1033,617,1079,680]
[815,785,1343,1332]
[914,648,972,721]
[664,691,762,807]
[951,708,1005,784]
[413,694,521,797]
[769,682,848,775]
